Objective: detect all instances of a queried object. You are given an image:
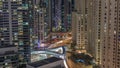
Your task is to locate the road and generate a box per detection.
[66,52,93,68]
[48,37,72,48]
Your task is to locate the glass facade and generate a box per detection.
[51,0,72,32]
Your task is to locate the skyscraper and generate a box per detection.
[0,0,33,65]
[100,0,120,68]
[51,0,72,32]
[72,0,120,68]
[72,0,88,52]
[0,45,18,68]
[87,0,102,65]
[32,0,52,48]
[0,0,19,46]
[17,0,33,64]
[72,0,101,66]
[88,0,120,67]
[33,0,72,48]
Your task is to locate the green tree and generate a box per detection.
[70,42,76,51]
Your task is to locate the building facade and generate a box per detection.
[51,0,72,32]
[87,0,102,65]
[0,45,18,68]
[73,0,103,65]
[31,0,51,48]
[0,0,33,65]
[72,0,88,52]
[32,0,73,48]
[72,0,120,68]
[100,0,120,68]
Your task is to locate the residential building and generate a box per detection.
[100,0,120,68]
[51,0,72,32]
[72,0,120,68]
[32,0,73,48]
[72,0,88,52]
[0,0,33,65]
[72,0,102,65]
[87,0,102,65]
[0,45,18,68]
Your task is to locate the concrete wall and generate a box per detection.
[27,60,65,68]
[0,46,18,54]
[38,60,64,68]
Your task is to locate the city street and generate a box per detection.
[66,52,93,68]
[48,36,72,48]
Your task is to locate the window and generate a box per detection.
[19,40,23,45]
[12,0,16,1]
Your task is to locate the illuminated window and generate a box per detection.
[14,43,18,45]
[98,39,100,42]
[13,12,17,15]
[18,7,22,9]
[14,37,18,40]
[19,31,23,35]
[18,15,22,17]
[22,4,28,9]
[114,31,116,34]
[18,0,22,1]
[1,38,4,40]
[19,32,23,35]
[5,63,8,65]
[23,22,28,25]
[3,28,7,30]
[14,33,18,35]
[0,2,2,8]
[12,0,16,1]
[19,41,23,45]
[18,20,23,22]
[18,27,22,30]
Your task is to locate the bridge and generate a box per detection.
[31,46,66,60]
[48,37,72,49]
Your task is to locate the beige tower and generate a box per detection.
[72,0,102,66]
[100,0,120,68]
[87,0,102,65]
[87,0,120,67]
[72,0,88,52]
[72,0,120,68]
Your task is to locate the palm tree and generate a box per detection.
[70,42,76,51]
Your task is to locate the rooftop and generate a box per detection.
[28,57,62,67]
[0,45,16,48]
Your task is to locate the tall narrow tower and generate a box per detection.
[100,0,120,68]
[72,0,102,65]
[72,0,88,52]
[0,0,33,64]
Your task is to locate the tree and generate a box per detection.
[70,42,76,51]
